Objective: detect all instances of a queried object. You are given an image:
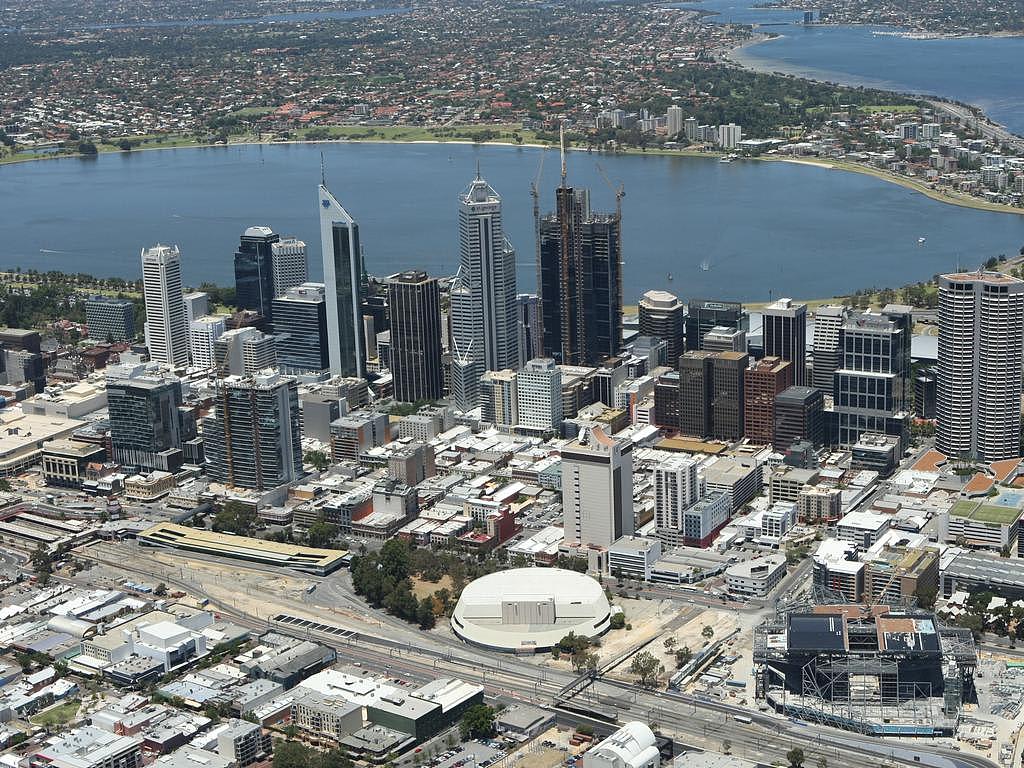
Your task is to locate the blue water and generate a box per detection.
[679,0,1024,135]
[2,142,1021,302]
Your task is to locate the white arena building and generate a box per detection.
[451,567,611,652]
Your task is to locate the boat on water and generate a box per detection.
[719,153,739,163]
[918,237,927,244]
[667,273,673,281]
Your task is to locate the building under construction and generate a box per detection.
[754,601,976,736]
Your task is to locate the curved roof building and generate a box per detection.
[451,568,610,652]
[582,721,659,768]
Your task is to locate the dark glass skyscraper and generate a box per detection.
[538,164,622,367]
[271,282,329,375]
[387,270,442,403]
[234,226,279,322]
[319,184,365,378]
[106,365,194,471]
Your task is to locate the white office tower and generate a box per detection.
[214,327,277,376]
[450,173,519,411]
[189,315,226,370]
[937,271,1024,461]
[582,722,660,768]
[141,244,188,367]
[653,454,704,531]
[516,358,562,433]
[666,104,684,138]
[718,123,742,149]
[271,237,308,296]
[561,426,634,549]
[319,183,365,378]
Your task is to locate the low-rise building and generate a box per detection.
[608,537,662,581]
[725,554,787,598]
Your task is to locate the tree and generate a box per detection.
[663,636,678,652]
[305,450,330,472]
[722,739,731,754]
[609,612,626,630]
[701,625,715,640]
[675,646,693,669]
[154,583,168,597]
[914,585,937,610]
[31,544,53,585]
[571,650,599,675]
[416,597,436,629]
[0,478,11,493]
[306,515,339,548]
[787,747,805,768]
[460,704,496,739]
[213,501,258,535]
[77,141,98,155]
[816,757,828,768]
[629,650,663,687]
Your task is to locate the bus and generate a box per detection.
[733,715,753,725]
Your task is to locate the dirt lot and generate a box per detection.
[411,574,453,600]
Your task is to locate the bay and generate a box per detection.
[1,142,1022,303]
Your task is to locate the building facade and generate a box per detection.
[319,184,365,378]
[638,290,684,366]
[271,283,329,375]
[142,245,188,367]
[85,296,135,342]
[234,226,279,321]
[561,427,634,549]
[387,270,443,403]
[761,297,807,386]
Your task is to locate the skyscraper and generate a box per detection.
[539,139,622,367]
[516,358,563,433]
[189,315,226,370]
[711,350,748,441]
[937,271,1024,461]
[774,385,824,451]
[666,105,685,138]
[481,369,518,431]
[653,454,703,532]
[106,364,194,471]
[272,282,329,375]
[141,244,188,368]
[517,294,544,363]
[679,350,715,438]
[203,372,303,491]
[638,290,684,365]
[561,426,634,549]
[319,183,365,378]
[387,270,443,403]
[271,237,308,297]
[214,327,277,376]
[685,300,744,351]
[744,356,793,445]
[810,305,846,392]
[833,311,909,448]
[85,296,135,342]
[762,297,808,386]
[234,226,279,321]
[450,173,519,410]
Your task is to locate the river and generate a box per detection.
[682,0,1024,135]
[1,142,1021,303]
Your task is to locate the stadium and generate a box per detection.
[451,568,611,653]
[754,602,976,736]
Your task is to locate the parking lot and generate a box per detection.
[427,740,505,768]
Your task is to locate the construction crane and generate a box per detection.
[531,151,546,329]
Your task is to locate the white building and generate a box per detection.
[837,510,891,549]
[583,722,659,768]
[214,327,276,376]
[142,245,188,368]
[450,175,519,411]
[189,315,226,370]
[32,726,141,768]
[608,536,662,581]
[562,427,634,549]
[516,358,562,432]
[725,553,787,598]
[666,105,684,138]
[271,237,308,296]
[937,271,1024,461]
[717,123,742,149]
[182,292,209,328]
[653,455,704,532]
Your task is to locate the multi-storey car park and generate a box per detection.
[754,597,976,736]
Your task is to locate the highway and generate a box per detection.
[927,99,1024,153]
[72,542,999,768]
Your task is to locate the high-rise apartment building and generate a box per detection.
[450,174,519,410]
[937,271,1024,461]
[516,358,563,433]
[666,105,685,138]
[270,237,308,297]
[214,327,277,376]
[85,296,135,342]
[481,369,518,431]
[744,356,793,445]
[106,364,194,471]
[517,294,544,363]
[561,426,634,549]
[639,290,684,365]
[319,183,365,378]
[203,372,303,491]
[762,297,808,386]
[717,123,742,149]
[811,305,846,392]
[834,311,909,448]
[189,315,227,370]
[234,226,279,321]
[183,292,209,328]
[387,270,442,403]
[141,244,188,368]
[272,282,329,375]
[539,152,622,367]
[653,454,704,533]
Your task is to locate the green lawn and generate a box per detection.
[31,699,80,726]
[951,500,1022,525]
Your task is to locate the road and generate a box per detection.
[927,99,1024,153]
[71,542,1000,768]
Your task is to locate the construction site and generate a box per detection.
[753,594,977,737]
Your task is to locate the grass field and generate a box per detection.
[30,699,80,726]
